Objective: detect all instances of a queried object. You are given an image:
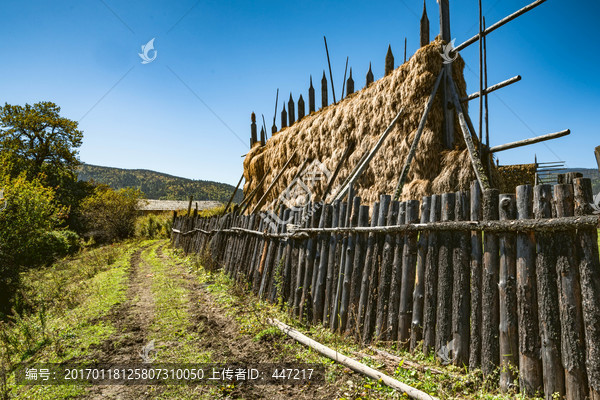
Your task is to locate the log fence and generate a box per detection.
[172,178,600,399]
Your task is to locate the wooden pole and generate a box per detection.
[398,200,419,346]
[460,75,521,102]
[515,185,543,396]
[448,79,491,191]
[322,140,356,202]
[268,318,440,400]
[489,129,571,153]
[356,202,380,339]
[323,36,337,104]
[455,0,548,52]
[341,56,349,101]
[410,196,430,352]
[573,178,600,400]
[498,194,518,392]
[393,69,444,200]
[222,174,244,215]
[595,146,600,172]
[312,204,333,323]
[435,192,455,358]
[554,183,588,400]
[387,201,406,342]
[375,200,400,339]
[452,190,470,367]
[250,150,297,214]
[187,195,193,216]
[478,0,484,158]
[333,109,404,202]
[469,181,483,370]
[423,194,441,355]
[481,189,500,376]
[534,183,565,398]
[346,205,370,333]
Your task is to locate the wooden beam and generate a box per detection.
[393,69,444,200]
[268,318,440,400]
[448,79,491,191]
[455,0,548,52]
[222,174,244,215]
[332,108,404,202]
[324,36,337,104]
[595,145,600,172]
[489,129,570,153]
[321,140,356,202]
[461,76,522,102]
[251,150,298,214]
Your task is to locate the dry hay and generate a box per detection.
[242,38,496,210]
[497,164,536,193]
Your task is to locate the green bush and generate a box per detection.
[0,175,65,314]
[80,186,141,244]
[34,230,81,264]
[135,213,172,239]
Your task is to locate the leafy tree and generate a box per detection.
[0,101,82,184]
[80,186,142,243]
[0,175,78,314]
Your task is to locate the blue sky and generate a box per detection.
[0,0,598,185]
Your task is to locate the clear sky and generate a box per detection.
[1,0,598,185]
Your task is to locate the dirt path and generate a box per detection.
[84,243,159,399]
[81,241,356,400]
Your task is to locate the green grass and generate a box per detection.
[0,241,141,399]
[167,246,550,400]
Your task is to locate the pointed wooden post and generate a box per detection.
[281,104,287,128]
[346,68,354,96]
[288,93,295,126]
[298,94,305,121]
[250,112,257,146]
[366,63,374,87]
[439,0,454,149]
[309,76,315,113]
[260,126,265,146]
[595,145,600,172]
[404,37,407,62]
[420,0,430,47]
[385,45,394,76]
[321,71,328,108]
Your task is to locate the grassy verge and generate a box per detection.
[167,246,547,400]
[0,241,145,399]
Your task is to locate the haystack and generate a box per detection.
[242,38,495,210]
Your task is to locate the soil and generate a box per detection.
[80,242,361,400]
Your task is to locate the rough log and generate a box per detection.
[489,130,570,153]
[268,318,439,400]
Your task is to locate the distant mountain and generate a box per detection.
[542,168,600,194]
[77,164,243,203]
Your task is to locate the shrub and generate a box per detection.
[80,186,141,243]
[135,213,172,239]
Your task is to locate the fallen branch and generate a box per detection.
[267,318,439,400]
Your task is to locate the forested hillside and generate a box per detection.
[77,164,242,203]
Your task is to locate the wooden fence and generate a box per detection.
[172,178,600,400]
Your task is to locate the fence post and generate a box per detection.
[330,201,349,330]
[573,178,600,400]
[423,194,441,355]
[323,200,341,326]
[300,205,322,322]
[398,200,419,347]
[347,205,370,334]
[482,188,500,376]
[515,184,543,396]
[357,202,379,339]
[388,201,407,342]
[452,190,470,366]
[363,195,391,343]
[375,200,400,340]
[313,204,333,323]
[339,196,362,332]
[499,193,518,391]
[410,196,431,352]
[554,183,588,400]
[435,192,455,357]
[534,184,565,398]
